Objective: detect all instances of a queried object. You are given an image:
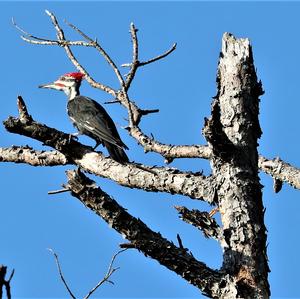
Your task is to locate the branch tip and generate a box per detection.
[48,248,76,299]
[17,95,31,121]
[45,9,52,16]
[8,269,15,283]
[48,188,70,195]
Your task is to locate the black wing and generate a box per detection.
[68,96,128,150]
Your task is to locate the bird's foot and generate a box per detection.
[92,144,99,150]
[93,141,103,150]
[68,133,80,143]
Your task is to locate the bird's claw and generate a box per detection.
[68,133,79,143]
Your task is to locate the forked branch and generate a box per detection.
[175,206,224,242]
[0,265,14,299]
[48,248,125,299]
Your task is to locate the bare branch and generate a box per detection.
[0,265,14,299]
[129,126,212,161]
[45,10,116,96]
[65,169,223,297]
[175,206,224,242]
[139,43,177,66]
[48,188,70,195]
[123,24,176,91]
[20,36,92,47]
[48,249,77,299]
[83,249,126,299]
[176,234,187,251]
[124,23,139,90]
[104,99,121,105]
[63,19,136,129]
[16,11,116,95]
[65,20,126,89]
[12,17,56,42]
[13,17,98,47]
[7,269,14,284]
[17,95,32,122]
[0,146,69,166]
[48,248,125,299]
[119,243,135,249]
[259,155,300,190]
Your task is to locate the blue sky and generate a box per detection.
[1,1,300,298]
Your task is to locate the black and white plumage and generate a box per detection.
[39,72,129,164]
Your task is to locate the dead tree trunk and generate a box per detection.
[203,33,269,297]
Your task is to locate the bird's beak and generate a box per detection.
[38,83,54,89]
[39,81,65,90]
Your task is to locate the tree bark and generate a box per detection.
[203,33,270,298]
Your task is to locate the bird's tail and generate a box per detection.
[104,142,129,164]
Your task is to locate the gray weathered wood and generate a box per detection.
[203,33,270,298]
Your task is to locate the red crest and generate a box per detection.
[63,72,85,81]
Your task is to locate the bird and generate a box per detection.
[39,72,129,164]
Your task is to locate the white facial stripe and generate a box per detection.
[55,79,74,87]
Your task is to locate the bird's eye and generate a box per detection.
[60,77,66,81]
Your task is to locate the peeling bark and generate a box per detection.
[175,206,224,242]
[259,155,300,190]
[203,33,270,298]
[0,146,69,166]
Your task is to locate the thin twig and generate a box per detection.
[104,100,122,105]
[48,188,70,195]
[48,249,77,299]
[139,43,177,66]
[20,36,92,46]
[65,20,126,89]
[64,19,135,127]
[13,18,97,47]
[12,17,54,42]
[44,10,116,96]
[17,95,32,122]
[7,269,14,283]
[176,234,185,250]
[15,12,116,95]
[4,269,14,299]
[124,23,139,90]
[119,243,136,249]
[83,249,127,299]
[141,108,160,116]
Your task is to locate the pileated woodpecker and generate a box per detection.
[39,72,129,164]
